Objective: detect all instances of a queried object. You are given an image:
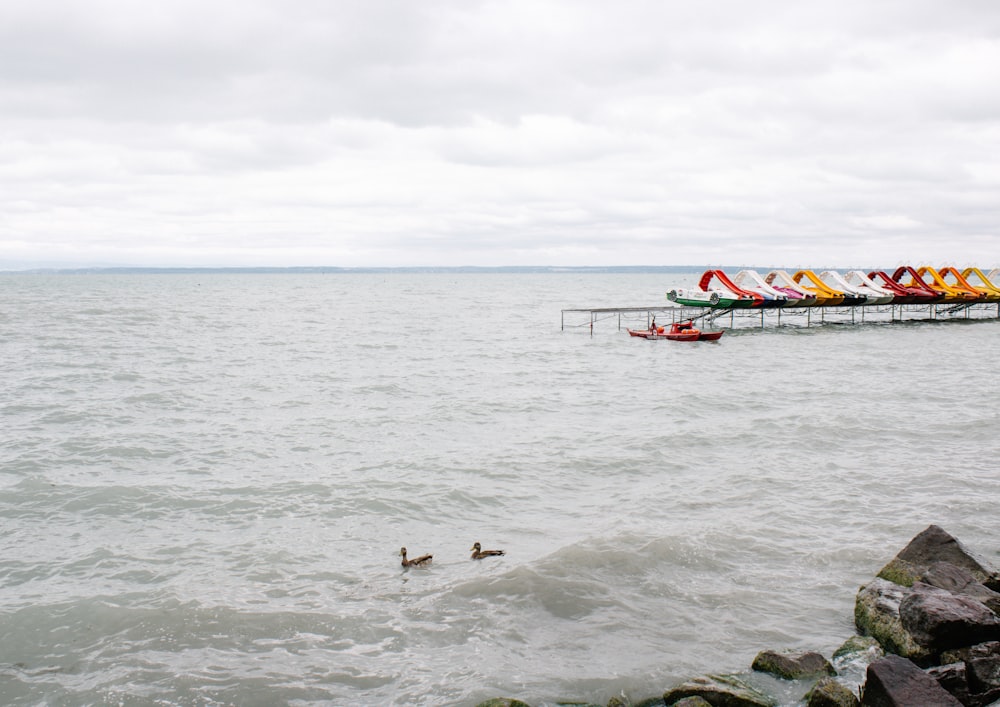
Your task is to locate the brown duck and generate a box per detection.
[470,542,505,560]
[400,547,432,567]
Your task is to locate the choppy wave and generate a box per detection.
[2,272,1000,705]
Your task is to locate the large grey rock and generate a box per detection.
[806,677,860,707]
[861,655,962,706]
[898,582,1000,652]
[751,650,836,680]
[663,674,776,707]
[922,562,1000,614]
[877,526,995,588]
[855,578,932,662]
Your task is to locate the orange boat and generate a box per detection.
[792,270,845,306]
[937,267,988,302]
[960,267,1000,302]
[915,266,981,303]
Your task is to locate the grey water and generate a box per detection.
[2,271,999,706]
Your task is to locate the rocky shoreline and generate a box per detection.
[476,525,1000,707]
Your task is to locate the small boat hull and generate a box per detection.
[667,289,720,307]
[667,321,724,342]
[627,322,724,342]
[628,328,667,339]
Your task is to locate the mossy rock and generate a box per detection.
[751,650,835,680]
[832,635,882,662]
[877,525,996,588]
[475,699,532,707]
[663,673,777,707]
[605,696,661,707]
[876,558,920,587]
[670,697,714,707]
[805,677,859,707]
[853,578,931,662]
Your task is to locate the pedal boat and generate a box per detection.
[891,266,946,302]
[792,270,847,306]
[764,270,818,306]
[914,266,981,303]
[733,270,791,308]
[815,270,869,306]
[667,288,727,307]
[936,267,988,302]
[842,270,896,305]
[867,270,931,304]
[696,270,763,308]
[960,267,1000,302]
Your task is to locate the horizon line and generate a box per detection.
[1,264,890,275]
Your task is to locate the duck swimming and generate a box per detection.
[400,547,432,567]
[470,542,505,560]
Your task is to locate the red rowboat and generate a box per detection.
[627,321,724,342]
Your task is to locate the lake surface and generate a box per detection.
[2,271,999,706]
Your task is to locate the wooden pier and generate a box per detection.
[561,301,1000,334]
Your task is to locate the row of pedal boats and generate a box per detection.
[667,266,1000,309]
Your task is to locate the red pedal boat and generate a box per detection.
[627,320,723,342]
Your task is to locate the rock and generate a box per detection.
[663,674,776,707]
[937,642,1000,704]
[925,663,972,706]
[833,636,884,664]
[967,641,1000,703]
[877,525,995,589]
[922,562,1000,614]
[604,697,660,707]
[898,582,1000,652]
[475,699,532,707]
[854,578,932,663]
[942,641,1000,665]
[806,677,860,707]
[861,654,962,706]
[987,575,1000,594]
[670,698,714,707]
[751,650,836,679]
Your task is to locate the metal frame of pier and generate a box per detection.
[561,301,1000,334]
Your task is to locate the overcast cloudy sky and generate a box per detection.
[2,0,999,268]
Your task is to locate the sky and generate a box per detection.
[2,0,999,269]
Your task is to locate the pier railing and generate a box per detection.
[561,301,1000,334]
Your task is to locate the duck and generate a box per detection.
[470,542,505,560]
[400,547,432,568]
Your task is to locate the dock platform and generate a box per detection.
[561,301,1000,334]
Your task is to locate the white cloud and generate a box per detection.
[1,0,999,268]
